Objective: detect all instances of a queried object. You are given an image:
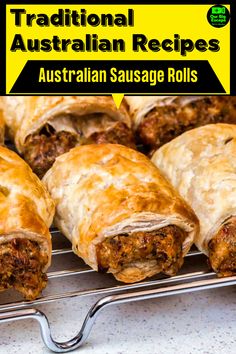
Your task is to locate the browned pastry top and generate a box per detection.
[0,145,55,269]
[43,144,198,282]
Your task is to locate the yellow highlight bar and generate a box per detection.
[6,4,230,94]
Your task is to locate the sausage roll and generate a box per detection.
[2,96,135,177]
[0,99,4,145]
[152,123,236,277]
[43,144,198,283]
[0,116,4,146]
[0,146,55,299]
[126,96,236,154]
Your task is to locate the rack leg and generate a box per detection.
[0,275,236,353]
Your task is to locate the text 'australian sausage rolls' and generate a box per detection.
[0,146,55,299]
[2,96,135,177]
[126,96,236,154]
[152,123,236,277]
[43,144,198,283]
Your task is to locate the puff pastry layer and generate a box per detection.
[152,123,236,276]
[0,99,4,145]
[2,96,134,177]
[43,144,198,283]
[0,146,55,299]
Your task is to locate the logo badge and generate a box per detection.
[207,5,230,28]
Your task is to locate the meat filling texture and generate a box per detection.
[208,217,236,277]
[0,238,48,300]
[24,130,79,178]
[138,97,236,153]
[24,121,135,177]
[96,225,186,278]
[86,121,135,148]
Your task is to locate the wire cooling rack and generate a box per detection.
[0,229,236,353]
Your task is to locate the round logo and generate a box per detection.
[207,5,230,28]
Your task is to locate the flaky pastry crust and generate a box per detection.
[0,146,55,271]
[0,98,4,145]
[152,123,236,254]
[2,96,131,153]
[43,144,198,282]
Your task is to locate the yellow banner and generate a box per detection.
[6,4,230,94]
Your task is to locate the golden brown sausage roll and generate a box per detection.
[126,96,236,154]
[0,146,55,299]
[0,117,4,146]
[2,96,135,177]
[43,144,198,283]
[0,99,4,145]
[152,123,236,277]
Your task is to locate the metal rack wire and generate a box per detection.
[0,229,236,353]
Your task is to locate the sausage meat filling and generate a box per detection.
[86,121,135,148]
[24,130,79,178]
[138,97,236,153]
[24,120,135,177]
[0,238,48,300]
[208,217,236,277]
[96,225,186,279]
